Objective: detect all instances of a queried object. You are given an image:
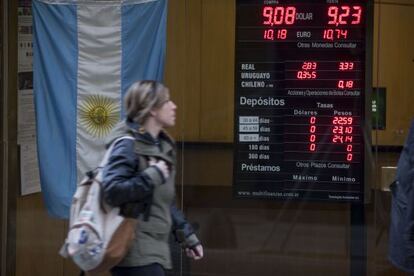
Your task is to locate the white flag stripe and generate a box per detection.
[76,4,122,181]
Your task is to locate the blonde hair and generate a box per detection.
[124,80,169,124]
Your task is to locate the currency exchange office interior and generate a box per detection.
[165,1,413,275]
[2,0,414,276]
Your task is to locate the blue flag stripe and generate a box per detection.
[121,0,167,116]
[33,1,78,217]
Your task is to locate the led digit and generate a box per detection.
[332,135,344,143]
[274,7,285,25]
[309,116,317,153]
[301,62,318,70]
[263,6,273,25]
[338,6,351,25]
[323,29,348,41]
[345,126,353,134]
[277,29,287,39]
[262,6,296,26]
[285,6,296,25]
[339,62,355,70]
[337,80,354,89]
[327,5,361,26]
[331,116,355,161]
[296,70,317,79]
[340,62,346,70]
[351,6,362,24]
[324,29,334,40]
[345,136,353,143]
[333,116,354,125]
[336,126,344,134]
[297,62,317,80]
[328,6,339,25]
[264,29,275,40]
[340,29,348,39]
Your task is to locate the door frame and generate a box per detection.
[1,0,18,275]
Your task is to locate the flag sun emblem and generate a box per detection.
[79,95,119,138]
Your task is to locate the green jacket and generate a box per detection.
[102,120,200,269]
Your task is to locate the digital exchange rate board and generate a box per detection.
[233,0,372,202]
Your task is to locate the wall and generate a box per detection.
[372,1,414,145]
[165,0,235,142]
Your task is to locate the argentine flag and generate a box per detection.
[33,0,167,218]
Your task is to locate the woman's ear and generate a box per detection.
[149,108,157,117]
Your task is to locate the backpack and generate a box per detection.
[59,136,138,274]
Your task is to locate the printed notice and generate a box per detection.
[18,89,36,144]
[20,143,41,195]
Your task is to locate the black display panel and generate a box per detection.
[233,0,372,202]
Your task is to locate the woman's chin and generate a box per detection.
[163,121,175,128]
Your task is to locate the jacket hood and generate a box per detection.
[105,119,175,149]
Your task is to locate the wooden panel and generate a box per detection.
[200,0,235,142]
[164,0,203,142]
[16,194,65,276]
[0,143,3,274]
[15,195,108,276]
[165,0,202,142]
[164,0,187,140]
[372,4,414,145]
[183,0,202,141]
[0,1,4,272]
[375,0,414,5]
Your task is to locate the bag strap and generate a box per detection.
[98,135,135,169]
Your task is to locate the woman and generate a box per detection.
[102,80,203,276]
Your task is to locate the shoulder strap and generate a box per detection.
[98,136,135,168]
